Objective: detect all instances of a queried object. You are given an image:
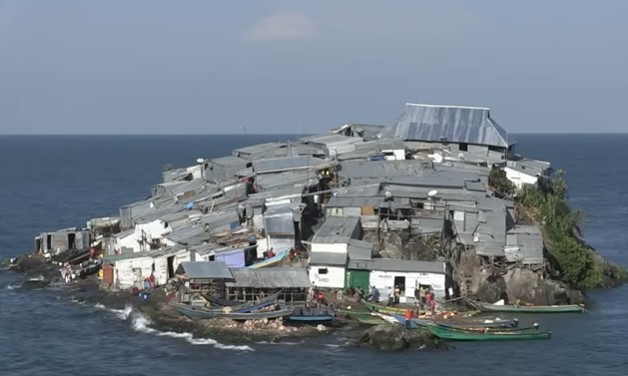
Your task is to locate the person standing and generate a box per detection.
[405,309,413,329]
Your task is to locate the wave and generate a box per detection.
[130,312,253,352]
[255,340,303,346]
[6,282,21,290]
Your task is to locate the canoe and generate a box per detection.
[248,250,288,269]
[436,323,541,333]
[338,309,385,326]
[287,306,335,324]
[173,304,292,320]
[362,301,411,315]
[427,325,551,341]
[287,314,335,324]
[468,299,584,313]
[387,313,519,330]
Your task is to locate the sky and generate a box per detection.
[0,0,626,135]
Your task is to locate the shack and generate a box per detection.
[225,267,311,303]
[176,261,234,304]
[35,228,90,254]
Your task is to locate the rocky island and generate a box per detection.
[5,103,626,350]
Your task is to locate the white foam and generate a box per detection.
[94,303,106,309]
[70,297,86,305]
[110,305,133,320]
[130,312,253,351]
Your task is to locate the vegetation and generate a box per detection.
[489,167,516,198]
[517,170,626,288]
[163,164,174,172]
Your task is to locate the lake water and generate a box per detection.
[1,134,626,376]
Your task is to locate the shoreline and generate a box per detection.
[2,253,449,351]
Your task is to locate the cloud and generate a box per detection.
[242,12,317,42]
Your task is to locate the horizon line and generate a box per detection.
[1,131,627,136]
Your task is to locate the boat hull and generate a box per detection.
[468,300,584,313]
[427,325,551,341]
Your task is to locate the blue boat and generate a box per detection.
[287,306,335,325]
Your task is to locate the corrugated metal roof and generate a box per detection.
[179,261,233,279]
[348,239,373,260]
[166,223,210,245]
[227,268,312,288]
[232,142,287,160]
[255,170,318,191]
[309,252,348,266]
[379,103,515,148]
[189,242,224,256]
[312,216,361,243]
[338,160,431,180]
[299,133,362,145]
[326,196,382,208]
[346,258,445,273]
[253,156,327,174]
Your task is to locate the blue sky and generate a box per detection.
[0,0,626,134]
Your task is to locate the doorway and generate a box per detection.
[167,256,175,279]
[394,276,406,292]
[68,233,76,250]
[46,235,52,251]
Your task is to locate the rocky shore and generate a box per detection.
[3,252,446,351]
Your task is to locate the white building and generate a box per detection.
[307,216,362,288]
[504,158,551,189]
[347,258,447,303]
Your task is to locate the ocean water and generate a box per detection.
[0,134,627,376]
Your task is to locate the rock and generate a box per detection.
[315,324,326,332]
[360,324,450,351]
[475,269,508,304]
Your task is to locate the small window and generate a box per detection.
[458,143,468,151]
[318,268,328,275]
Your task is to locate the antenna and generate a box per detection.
[241,126,248,136]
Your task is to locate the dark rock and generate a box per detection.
[360,324,451,351]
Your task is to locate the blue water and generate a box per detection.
[1,134,627,376]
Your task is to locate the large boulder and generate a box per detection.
[503,268,585,305]
[360,324,450,351]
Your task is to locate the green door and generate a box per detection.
[345,269,370,290]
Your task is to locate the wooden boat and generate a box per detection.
[362,301,411,315]
[173,304,292,321]
[468,299,585,313]
[248,250,288,269]
[287,306,335,324]
[387,313,519,330]
[436,323,541,333]
[338,309,385,326]
[202,294,246,307]
[427,325,551,341]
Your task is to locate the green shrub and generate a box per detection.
[516,170,612,289]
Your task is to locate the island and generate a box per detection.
[5,103,626,350]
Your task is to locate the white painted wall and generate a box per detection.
[310,242,347,254]
[309,265,345,288]
[382,149,406,161]
[116,232,139,253]
[114,256,154,289]
[504,167,538,189]
[369,270,446,303]
[153,256,169,286]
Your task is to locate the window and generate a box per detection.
[458,143,468,151]
[318,268,328,274]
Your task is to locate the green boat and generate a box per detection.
[427,325,551,341]
[338,309,385,326]
[468,299,584,313]
[436,322,540,333]
[362,301,411,315]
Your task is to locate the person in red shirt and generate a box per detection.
[404,309,413,329]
